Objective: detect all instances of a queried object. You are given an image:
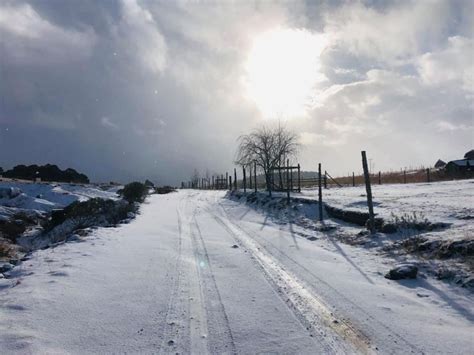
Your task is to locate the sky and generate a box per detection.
[0,0,473,184]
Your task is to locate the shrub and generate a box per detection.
[46,198,134,231]
[120,182,149,204]
[155,186,176,194]
[0,238,15,258]
[144,179,155,188]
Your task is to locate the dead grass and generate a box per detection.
[0,237,16,259]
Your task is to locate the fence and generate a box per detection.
[268,163,301,192]
[182,156,473,192]
[181,151,473,232]
[300,167,472,189]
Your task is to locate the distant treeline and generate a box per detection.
[1,164,89,184]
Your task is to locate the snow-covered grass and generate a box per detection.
[0,181,123,259]
[229,179,474,288]
[0,181,120,216]
[311,179,474,232]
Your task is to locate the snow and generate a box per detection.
[298,179,473,225]
[1,190,472,353]
[0,181,121,220]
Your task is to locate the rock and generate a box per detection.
[381,223,398,234]
[462,277,474,289]
[0,187,22,199]
[167,340,175,346]
[307,236,317,241]
[67,234,81,242]
[357,230,370,237]
[9,259,19,265]
[231,244,239,248]
[0,262,14,273]
[416,293,429,298]
[0,273,4,279]
[0,279,11,290]
[385,264,418,280]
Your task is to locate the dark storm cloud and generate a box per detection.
[0,0,472,183]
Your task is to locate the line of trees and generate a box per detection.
[1,164,90,184]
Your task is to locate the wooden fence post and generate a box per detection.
[378,171,381,185]
[426,168,430,182]
[352,172,355,187]
[226,172,228,189]
[361,151,375,233]
[324,171,327,189]
[267,168,272,197]
[318,163,323,222]
[254,161,257,193]
[234,168,237,190]
[243,167,247,193]
[286,159,290,204]
[297,163,301,192]
[403,170,406,184]
[290,164,293,192]
[249,166,252,190]
[229,176,232,190]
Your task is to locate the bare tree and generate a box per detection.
[235,125,299,194]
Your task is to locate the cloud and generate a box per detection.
[323,1,452,64]
[0,3,96,65]
[436,121,473,132]
[300,132,325,145]
[114,0,167,74]
[0,0,472,183]
[417,36,474,93]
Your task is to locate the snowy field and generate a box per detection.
[234,179,474,287]
[0,190,473,354]
[0,180,120,220]
[305,179,474,238]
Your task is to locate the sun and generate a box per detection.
[243,28,328,119]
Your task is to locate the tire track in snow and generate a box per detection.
[158,199,190,353]
[216,199,423,355]
[189,208,237,354]
[205,203,374,354]
[160,194,214,354]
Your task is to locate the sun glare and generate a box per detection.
[244,28,328,119]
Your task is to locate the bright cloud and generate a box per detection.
[0,0,472,182]
[243,28,328,119]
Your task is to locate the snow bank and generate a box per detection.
[0,181,120,215]
[0,181,123,260]
[228,180,474,289]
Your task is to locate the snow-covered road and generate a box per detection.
[1,191,473,354]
